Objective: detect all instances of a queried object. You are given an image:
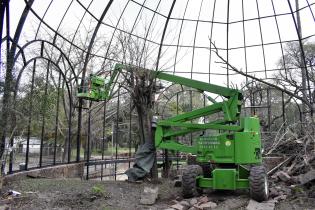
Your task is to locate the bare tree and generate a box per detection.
[275,42,315,121]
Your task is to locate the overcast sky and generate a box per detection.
[5,0,315,88]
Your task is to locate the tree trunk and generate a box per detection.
[136,103,158,181]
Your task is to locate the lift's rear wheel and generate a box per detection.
[182,165,203,198]
[249,165,269,201]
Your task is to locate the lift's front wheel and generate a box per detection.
[182,165,203,198]
[249,166,269,201]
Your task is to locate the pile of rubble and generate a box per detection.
[166,196,217,210]
[266,144,315,201]
[162,195,288,210]
[139,186,285,210]
[263,122,315,203]
[267,161,315,206]
[267,153,315,184]
[266,122,315,178]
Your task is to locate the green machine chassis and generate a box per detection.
[78,64,269,201]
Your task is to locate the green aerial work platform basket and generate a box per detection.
[77,74,110,101]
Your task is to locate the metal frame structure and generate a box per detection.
[0,0,314,180]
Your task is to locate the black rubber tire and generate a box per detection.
[182,165,203,198]
[249,165,269,202]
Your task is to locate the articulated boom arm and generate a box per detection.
[152,71,243,154]
[77,63,243,154]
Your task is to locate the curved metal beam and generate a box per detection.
[13,39,78,85]
[0,0,35,159]
[77,0,113,162]
[155,0,176,71]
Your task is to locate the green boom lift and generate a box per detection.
[77,63,269,201]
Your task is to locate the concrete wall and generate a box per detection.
[3,162,85,185]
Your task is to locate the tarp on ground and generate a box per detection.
[125,143,155,181]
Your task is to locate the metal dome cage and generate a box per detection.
[0,0,315,180]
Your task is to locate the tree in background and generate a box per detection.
[275,41,315,121]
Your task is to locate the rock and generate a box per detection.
[190,198,198,206]
[299,169,315,185]
[290,176,299,184]
[188,207,198,210]
[246,199,276,210]
[280,186,291,195]
[171,203,188,210]
[170,200,179,205]
[216,197,248,209]
[269,187,280,198]
[0,205,9,210]
[273,194,287,202]
[197,201,217,209]
[27,171,45,178]
[140,186,159,205]
[146,207,158,210]
[175,196,182,201]
[89,195,97,202]
[180,200,191,207]
[198,196,209,204]
[276,171,291,182]
[270,174,278,180]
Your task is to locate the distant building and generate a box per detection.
[13,137,41,154]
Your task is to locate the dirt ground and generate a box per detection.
[2,178,179,210]
[1,178,315,210]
